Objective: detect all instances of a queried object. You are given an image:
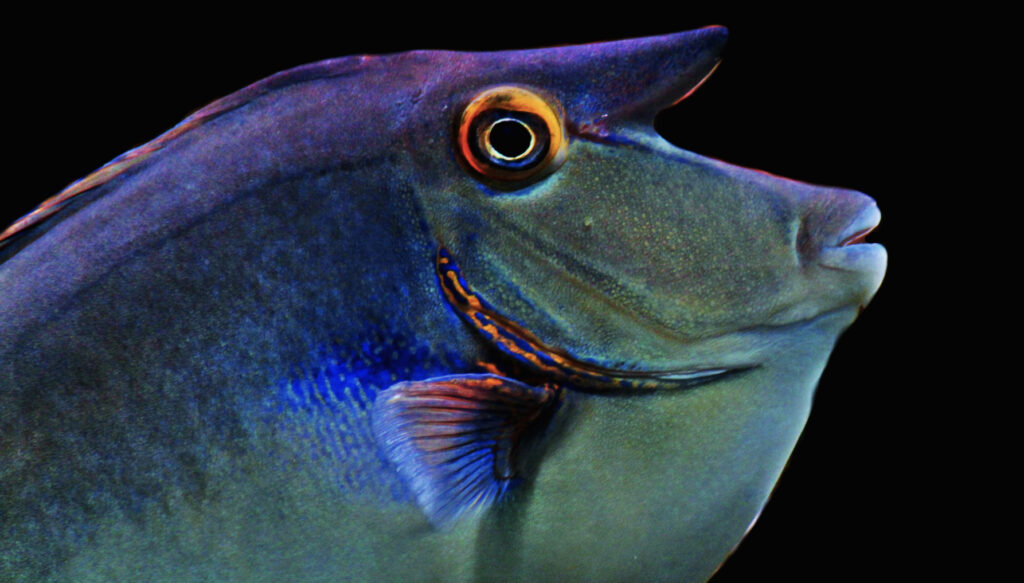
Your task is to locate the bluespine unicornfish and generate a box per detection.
[0,27,885,582]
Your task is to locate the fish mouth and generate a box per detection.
[817,201,887,275]
[835,202,881,248]
[436,247,749,391]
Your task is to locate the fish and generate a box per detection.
[0,27,886,583]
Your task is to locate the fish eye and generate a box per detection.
[457,86,568,185]
[485,118,535,162]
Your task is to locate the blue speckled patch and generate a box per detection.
[268,324,471,501]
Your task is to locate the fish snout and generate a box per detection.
[795,187,887,300]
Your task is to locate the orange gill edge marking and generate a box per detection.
[435,247,658,391]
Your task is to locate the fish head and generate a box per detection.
[401,27,886,380]
[367,29,888,581]
[381,28,887,580]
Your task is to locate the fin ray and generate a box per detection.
[372,374,558,526]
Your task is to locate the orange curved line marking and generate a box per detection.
[437,248,663,390]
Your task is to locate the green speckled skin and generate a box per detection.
[0,28,885,582]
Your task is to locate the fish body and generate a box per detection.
[0,28,885,582]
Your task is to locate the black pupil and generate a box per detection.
[489,119,532,159]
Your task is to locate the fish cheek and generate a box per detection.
[577,145,801,324]
[452,141,802,342]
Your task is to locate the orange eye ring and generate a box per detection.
[456,86,568,185]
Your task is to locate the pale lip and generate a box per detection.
[818,202,887,277]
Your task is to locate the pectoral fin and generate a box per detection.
[372,374,560,527]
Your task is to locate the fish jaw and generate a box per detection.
[769,179,888,326]
[816,201,887,299]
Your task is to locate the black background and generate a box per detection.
[6,9,947,582]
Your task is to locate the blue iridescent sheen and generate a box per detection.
[270,327,472,500]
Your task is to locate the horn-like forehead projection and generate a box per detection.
[407,27,727,131]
